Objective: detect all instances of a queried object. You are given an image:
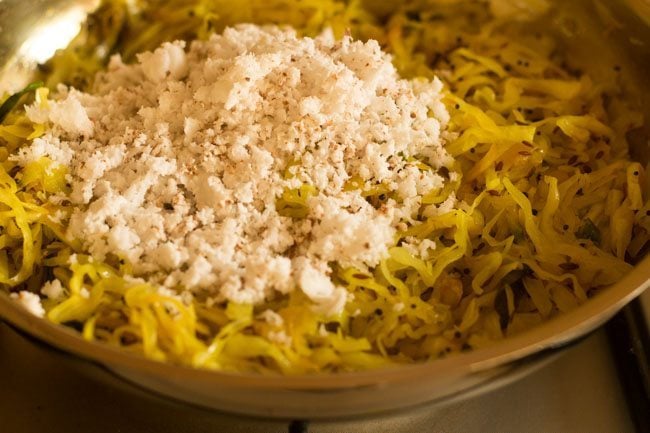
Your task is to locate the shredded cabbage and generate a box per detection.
[0,0,648,374]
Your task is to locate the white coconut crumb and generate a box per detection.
[423,193,458,218]
[260,309,291,345]
[11,136,73,167]
[318,323,329,337]
[402,237,437,260]
[48,95,94,136]
[156,285,189,304]
[41,279,65,300]
[294,257,348,315]
[47,209,68,225]
[393,302,405,313]
[180,290,194,305]
[19,25,452,316]
[10,291,45,317]
[259,309,284,327]
[267,329,292,346]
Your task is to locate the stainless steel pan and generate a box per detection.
[0,0,648,419]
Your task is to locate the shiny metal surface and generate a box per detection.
[0,0,648,418]
[0,0,98,91]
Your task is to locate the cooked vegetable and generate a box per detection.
[0,0,647,373]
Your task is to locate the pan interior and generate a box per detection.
[0,0,648,417]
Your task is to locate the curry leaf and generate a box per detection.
[0,81,44,124]
[575,218,601,245]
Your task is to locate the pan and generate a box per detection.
[0,0,648,419]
